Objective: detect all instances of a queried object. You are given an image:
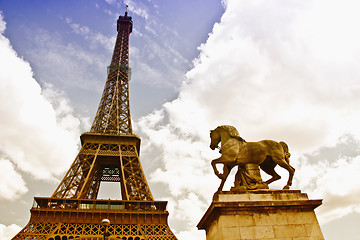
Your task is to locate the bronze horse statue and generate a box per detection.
[210,125,295,192]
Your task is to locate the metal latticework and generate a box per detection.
[13,198,177,240]
[51,134,153,201]
[90,12,133,135]
[14,222,176,240]
[12,11,177,240]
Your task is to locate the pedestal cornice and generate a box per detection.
[197,190,322,231]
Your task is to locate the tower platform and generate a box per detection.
[197,190,324,240]
[16,198,175,239]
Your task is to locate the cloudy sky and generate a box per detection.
[1,0,360,239]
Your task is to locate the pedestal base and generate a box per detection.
[197,190,324,240]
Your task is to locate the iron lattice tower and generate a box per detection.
[13,12,177,240]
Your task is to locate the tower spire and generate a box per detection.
[90,12,133,135]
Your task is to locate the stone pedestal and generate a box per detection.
[197,190,324,240]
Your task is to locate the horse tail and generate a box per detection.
[279,141,291,163]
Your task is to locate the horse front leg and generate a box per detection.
[211,158,223,179]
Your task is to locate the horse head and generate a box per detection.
[209,128,221,150]
[210,125,244,151]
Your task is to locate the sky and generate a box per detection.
[0,0,360,239]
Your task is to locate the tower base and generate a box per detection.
[13,198,177,240]
[197,190,324,240]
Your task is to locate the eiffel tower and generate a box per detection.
[13,11,177,240]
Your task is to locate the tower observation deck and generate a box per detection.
[12,11,177,240]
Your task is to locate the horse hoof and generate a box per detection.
[283,185,290,190]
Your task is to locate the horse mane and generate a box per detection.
[218,125,246,142]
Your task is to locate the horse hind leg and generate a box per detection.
[274,157,295,189]
[260,157,281,185]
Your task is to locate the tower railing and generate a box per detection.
[32,197,168,212]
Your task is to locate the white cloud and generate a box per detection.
[0,224,22,240]
[0,160,27,200]
[124,0,149,19]
[129,29,190,91]
[0,13,82,181]
[104,0,116,5]
[102,0,150,19]
[135,0,360,238]
[66,18,115,51]
[295,150,360,224]
[183,0,360,151]
[0,11,5,33]
[22,26,108,95]
[176,229,205,240]
[173,192,209,226]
